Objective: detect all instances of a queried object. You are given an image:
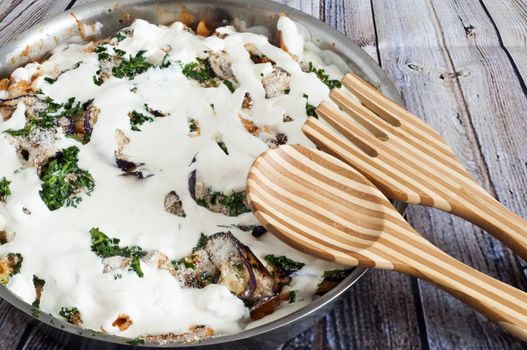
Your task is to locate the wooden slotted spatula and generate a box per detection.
[302,72,527,261]
[246,144,527,341]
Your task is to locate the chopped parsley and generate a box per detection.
[127,338,145,345]
[303,94,317,118]
[182,57,218,86]
[0,177,11,202]
[113,30,129,42]
[129,111,154,131]
[264,254,305,275]
[217,141,229,155]
[321,268,354,280]
[7,253,23,275]
[196,189,250,217]
[93,72,104,86]
[39,146,95,211]
[32,275,45,308]
[3,97,62,137]
[3,96,88,138]
[94,45,110,61]
[192,233,208,252]
[44,77,57,84]
[89,227,147,277]
[114,48,126,57]
[160,53,171,68]
[59,307,80,324]
[288,290,297,303]
[112,50,153,79]
[218,191,250,216]
[223,79,235,92]
[308,62,342,89]
[188,118,199,133]
[173,256,196,269]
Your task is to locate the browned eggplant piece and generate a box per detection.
[0,95,44,120]
[121,171,153,179]
[251,225,267,238]
[249,294,281,320]
[188,170,250,217]
[207,51,236,81]
[115,158,140,172]
[262,67,290,98]
[242,92,253,110]
[60,99,98,144]
[83,103,99,137]
[164,191,185,217]
[238,244,276,301]
[0,231,13,245]
[6,253,23,275]
[32,275,45,308]
[316,268,355,296]
[140,325,214,345]
[204,232,256,300]
[115,157,153,179]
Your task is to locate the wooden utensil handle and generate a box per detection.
[451,186,527,261]
[398,238,527,341]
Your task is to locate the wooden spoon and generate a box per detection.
[246,144,527,341]
[303,72,527,261]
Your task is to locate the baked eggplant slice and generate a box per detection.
[0,95,44,120]
[164,191,185,217]
[316,268,355,296]
[262,67,290,98]
[204,232,256,300]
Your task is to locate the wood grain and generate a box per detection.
[369,0,527,348]
[0,0,72,46]
[0,0,526,349]
[480,0,527,82]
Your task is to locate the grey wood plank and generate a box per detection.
[323,0,379,63]
[0,0,72,46]
[371,0,527,348]
[0,301,35,350]
[428,0,527,263]
[480,0,527,82]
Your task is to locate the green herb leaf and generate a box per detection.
[288,290,296,303]
[112,30,129,42]
[6,253,23,275]
[112,50,153,79]
[129,111,154,131]
[217,141,229,155]
[218,191,249,216]
[160,53,171,68]
[264,254,305,275]
[0,177,11,202]
[44,77,57,84]
[308,62,342,89]
[182,58,218,86]
[321,268,354,279]
[89,227,146,277]
[39,146,95,211]
[59,307,80,324]
[303,94,317,118]
[223,79,235,93]
[126,338,145,345]
[192,233,208,253]
[94,45,110,61]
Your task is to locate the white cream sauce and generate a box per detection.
[0,18,347,338]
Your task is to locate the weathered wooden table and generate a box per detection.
[1,0,526,349]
